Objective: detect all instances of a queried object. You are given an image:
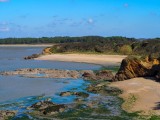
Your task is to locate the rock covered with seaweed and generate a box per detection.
[0,110,17,120]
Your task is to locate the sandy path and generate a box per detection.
[36,54,127,66]
[110,78,160,115]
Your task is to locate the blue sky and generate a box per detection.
[0,0,160,38]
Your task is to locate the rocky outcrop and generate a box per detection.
[42,47,52,55]
[82,70,114,81]
[0,68,80,79]
[87,82,122,96]
[114,56,160,81]
[1,68,115,80]
[60,91,89,98]
[156,71,160,80]
[24,54,40,60]
[0,110,16,120]
[29,101,65,115]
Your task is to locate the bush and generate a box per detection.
[119,45,132,55]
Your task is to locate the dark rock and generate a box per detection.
[82,71,95,78]
[60,91,72,96]
[87,82,108,94]
[74,92,89,98]
[0,110,17,120]
[60,91,89,98]
[29,101,65,115]
[155,71,160,80]
[82,70,114,81]
[87,82,122,95]
[24,54,40,60]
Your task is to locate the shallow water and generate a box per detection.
[0,47,100,71]
[0,47,101,114]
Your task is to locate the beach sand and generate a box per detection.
[35,54,127,66]
[110,77,160,115]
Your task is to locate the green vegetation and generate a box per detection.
[119,45,133,55]
[48,36,136,54]
[0,36,135,44]
[46,36,160,57]
[1,36,160,56]
[122,94,138,111]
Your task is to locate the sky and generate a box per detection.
[0,0,160,38]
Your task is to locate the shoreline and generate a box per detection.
[0,44,53,47]
[36,53,160,116]
[35,54,127,67]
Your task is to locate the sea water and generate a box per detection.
[0,46,101,114]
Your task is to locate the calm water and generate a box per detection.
[0,47,101,108]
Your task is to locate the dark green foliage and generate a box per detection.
[1,36,160,57]
[48,36,136,54]
[132,39,160,57]
[0,36,135,44]
[48,37,160,57]
[150,115,160,120]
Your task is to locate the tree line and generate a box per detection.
[0,36,136,44]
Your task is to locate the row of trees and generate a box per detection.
[0,36,136,44]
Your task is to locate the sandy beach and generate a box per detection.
[110,78,160,115]
[36,54,127,66]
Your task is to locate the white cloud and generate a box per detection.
[88,18,94,24]
[0,27,10,32]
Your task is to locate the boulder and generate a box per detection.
[114,56,160,81]
[87,82,122,95]
[82,70,114,81]
[42,47,52,55]
[60,91,89,98]
[24,54,40,60]
[0,110,16,120]
[60,91,72,96]
[155,71,160,80]
[29,101,65,115]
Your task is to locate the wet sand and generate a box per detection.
[110,77,160,115]
[36,54,127,66]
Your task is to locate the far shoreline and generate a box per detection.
[0,44,53,47]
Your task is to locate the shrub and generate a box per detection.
[119,45,132,55]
